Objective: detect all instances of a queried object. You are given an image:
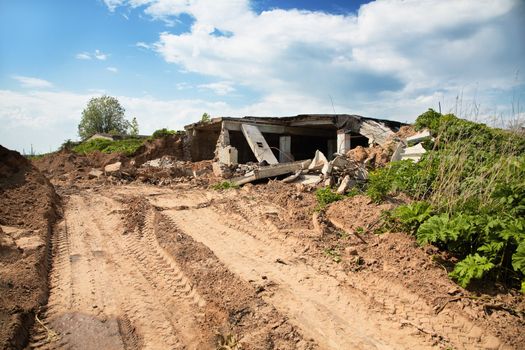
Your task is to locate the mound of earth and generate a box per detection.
[0,145,60,349]
[133,134,186,167]
[32,149,125,181]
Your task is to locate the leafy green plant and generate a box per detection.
[212,181,239,190]
[324,248,341,263]
[449,254,495,287]
[151,128,180,139]
[201,112,211,123]
[315,187,344,209]
[372,109,525,289]
[391,201,432,232]
[72,138,144,156]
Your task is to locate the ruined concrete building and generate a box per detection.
[184,114,404,166]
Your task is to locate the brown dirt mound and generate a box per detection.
[0,145,60,349]
[32,149,124,179]
[133,134,186,167]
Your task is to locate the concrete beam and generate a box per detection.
[223,121,334,138]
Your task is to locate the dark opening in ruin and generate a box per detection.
[347,132,369,149]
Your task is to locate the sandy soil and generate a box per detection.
[24,182,523,350]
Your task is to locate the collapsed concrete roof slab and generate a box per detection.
[184,114,405,164]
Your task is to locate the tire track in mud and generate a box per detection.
[163,202,504,350]
[155,211,319,350]
[165,206,410,349]
[210,199,505,350]
[30,192,210,350]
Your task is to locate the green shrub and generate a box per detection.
[448,254,495,288]
[73,138,144,156]
[391,201,433,232]
[212,181,239,190]
[374,109,525,288]
[315,187,344,209]
[151,128,180,139]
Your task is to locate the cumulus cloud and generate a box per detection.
[12,76,54,89]
[198,81,235,95]
[106,66,119,73]
[0,89,230,152]
[104,0,524,120]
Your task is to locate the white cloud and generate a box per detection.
[12,75,54,89]
[107,0,524,121]
[75,52,92,60]
[0,89,230,152]
[75,49,109,60]
[198,81,235,95]
[106,66,119,73]
[136,41,151,49]
[94,49,108,60]
[103,0,125,12]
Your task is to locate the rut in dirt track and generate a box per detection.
[29,191,208,350]
[159,191,505,350]
[29,189,316,350]
[29,186,507,350]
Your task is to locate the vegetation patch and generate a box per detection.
[151,128,183,139]
[73,138,144,156]
[212,181,239,190]
[371,109,525,289]
[315,187,344,210]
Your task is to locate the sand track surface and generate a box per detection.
[29,185,515,350]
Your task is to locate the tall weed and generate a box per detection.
[373,109,525,288]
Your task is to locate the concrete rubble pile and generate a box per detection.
[390,129,431,163]
[224,128,432,194]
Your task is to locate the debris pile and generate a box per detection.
[135,156,213,186]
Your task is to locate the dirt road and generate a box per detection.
[30,185,508,350]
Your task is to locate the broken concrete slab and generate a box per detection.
[218,145,238,166]
[401,143,426,162]
[406,129,431,145]
[88,168,103,179]
[231,159,311,186]
[104,162,121,174]
[282,170,302,183]
[296,174,323,185]
[336,175,352,194]
[308,150,328,171]
[390,142,405,162]
[359,120,395,146]
[241,124,279,165]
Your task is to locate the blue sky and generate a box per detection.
[0,0,524,153]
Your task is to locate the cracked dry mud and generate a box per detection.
[29,185,510,350]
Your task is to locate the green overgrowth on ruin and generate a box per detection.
[370,109,525,289]
[72,138,145,156]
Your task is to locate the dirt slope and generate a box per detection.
[0,145,59,349]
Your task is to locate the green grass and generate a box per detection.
[73,138,144,156]
[370,109,525,289]
[212,181,239,190]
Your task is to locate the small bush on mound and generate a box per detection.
[212,181,239,190]
[372,109,525,289]
[151,128,182,139]
[315,187,344,210]
[73,138,144,156]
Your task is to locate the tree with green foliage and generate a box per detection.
[130,117,139,136]
[201,112,211,123]
[78,95,130,139]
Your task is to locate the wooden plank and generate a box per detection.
[241,124,279,164]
